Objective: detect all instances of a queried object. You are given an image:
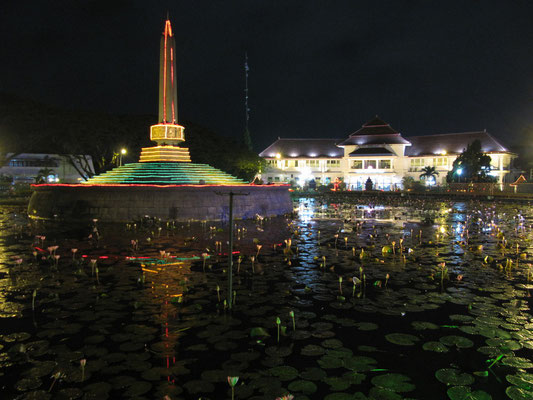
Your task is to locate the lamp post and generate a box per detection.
[457,168,463,183]
[119,148,127,166]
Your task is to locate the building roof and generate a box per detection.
[337,116,411,146]
[259,138,344,158]
[348,147,394,156]
[405,131,509,156]
[339,134,411,146]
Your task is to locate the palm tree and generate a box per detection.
[419,166,439,185]
[35,167,55,184]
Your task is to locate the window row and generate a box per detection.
[9,159,59,168]
[410,157,447,167]
[351,160,391,169]
[267,159,341,168]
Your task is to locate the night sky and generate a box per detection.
[1,0,532,151]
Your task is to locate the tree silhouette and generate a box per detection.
[446,140,494,183]
[419,166,439,183]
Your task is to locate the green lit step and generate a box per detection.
[84,162,247,185]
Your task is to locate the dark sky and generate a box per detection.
[1,0,532,151]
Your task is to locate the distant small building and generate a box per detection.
[258,117,516,189]
[0,153,94,184]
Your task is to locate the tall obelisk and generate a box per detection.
[140,17,190,162]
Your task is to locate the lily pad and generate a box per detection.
[440,335,474,349]
[506,385,533,400]
[325,393,368,400]
[183,379,214,394]
[318,354,345,369]
[423,341,449,353]
[371,373,415,393]
[368,386,403,399]
[325,376,353,391]
[355,322,379,331]
[15,377,42,391]
[506,373,533,391]
[250,327,270,337]
[300,367,327,381]
[447,386,492,400]
[435,368,474,386]
[385,333,420,346]
[344,356,377,372]
[501,357,533,369]
[288,379,317,394]
[322,338,344,349]
[411,321,439,330]
[301,344,325,356]
[269,365,299,381]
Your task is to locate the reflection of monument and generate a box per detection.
[28,18,291,221]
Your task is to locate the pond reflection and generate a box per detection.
[0,199,532,399]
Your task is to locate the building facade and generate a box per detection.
[258,117,515,190]
[0,153,94,184]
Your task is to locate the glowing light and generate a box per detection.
[290,153,298,157]
[170,47,175,123]
[121,148,127,155]
[457,168,463,176]
[309,153,317,157]
[275,153,281,159]
[299,167,313,187]
[163,20,168,122]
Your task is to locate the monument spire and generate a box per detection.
[139,17,190,162]
[159,18,178,124]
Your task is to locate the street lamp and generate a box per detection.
[457,168,463,183]
[119,148,127,166]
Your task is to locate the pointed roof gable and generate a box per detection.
[356,116,398,135]
[337,116,411,146]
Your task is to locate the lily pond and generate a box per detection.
[1,197,533,400]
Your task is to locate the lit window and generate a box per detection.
[433,157,447,167]
[379,160,391,169]
[364,160,377,169]
[410,158,424,170]
[351,160,363,169]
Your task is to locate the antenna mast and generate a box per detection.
[245,52,250,132]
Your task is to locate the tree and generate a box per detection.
[35,167,55,183]
[243,128,253,152]
[419,166,439,184]
[446,140,495,183]
[402,176,415,190]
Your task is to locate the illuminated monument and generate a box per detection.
[141,18,189,163]
[28,18,291,221]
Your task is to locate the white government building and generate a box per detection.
[258,117,515,190]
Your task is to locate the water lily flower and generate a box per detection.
[227,376,239,387]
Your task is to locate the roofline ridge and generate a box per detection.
[407,131,486,138]
[274,137,342,140]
